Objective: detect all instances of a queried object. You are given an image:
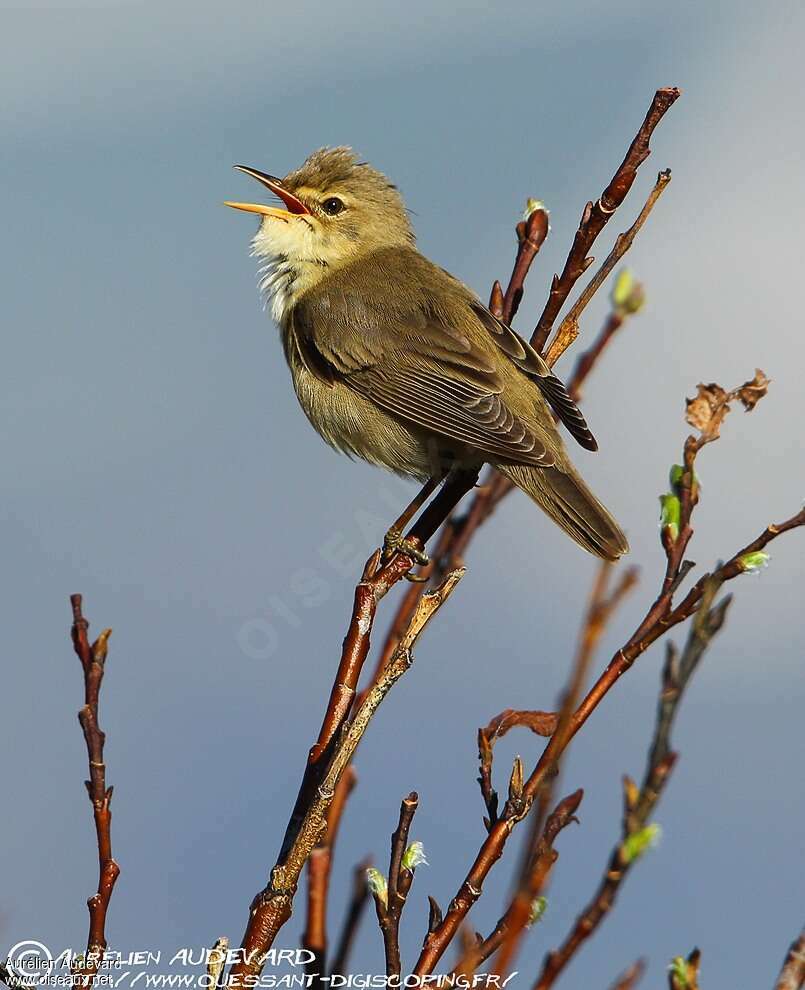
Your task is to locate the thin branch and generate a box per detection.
[774,926,805,990]
[303,766,357,979]
[375,792,420,976]
[491,565,638,975]
[69,595,120,989]
[534,579,731,989]
[477,709,559,830]
[543,171,671,368]
[329,857,373,978]
[453,790,583,977]
[230,568,464,984]
[502,206,551,324]
[412,379,803,975]
[608,960,646,990]
[532,86,680,353]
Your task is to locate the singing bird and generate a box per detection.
[225,148,628,563]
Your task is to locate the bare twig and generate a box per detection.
[532,86,680,353]
[502,205,551,324]
[69,595,120,989]
[608,960,646,990]
[477,709,559,830]
[230,568,464,984]
[412,377,802,975]
[329,858,373,978]
[491,565,637,975]
[543,171,671,367]
[303,766,357,979]
[373,792,421,976]
[774,926,805,990]
[534,580,731,989]
[453,791,582,977]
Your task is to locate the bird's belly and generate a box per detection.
[290,366,436,480]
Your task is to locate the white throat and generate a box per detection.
[251,218,325,324]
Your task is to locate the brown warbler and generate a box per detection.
[225,147,628,562]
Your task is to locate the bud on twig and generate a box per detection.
[610,268,646,315]
[738,550,770,573]
[366,868,388,908]
[522,198,548,222]
[402,841,428,870]
[621,823,661,864]
[526,896,548,927]
[659,494,681,542]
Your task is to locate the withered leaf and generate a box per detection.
[685,382,728,434]
[482,708,559,743]
[737,368,770,411]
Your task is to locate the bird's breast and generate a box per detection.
[281,345,435,481]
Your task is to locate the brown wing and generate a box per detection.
[290,280,556,468]
[470,304,598,452]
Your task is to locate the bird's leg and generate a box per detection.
[383,476,441,566]
[383,467,481,579]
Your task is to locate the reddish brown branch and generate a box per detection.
[774,926,805,990]
[532,87,680,354]
[413,397,803,975]
[608,960,646,990]
[543,171,671,368]
[302,766,357,979]
[231,568,464,984]
[69,595,120,988]
[477,709,559,829]
[489,565,637,975]
[453,791,582,977]
[502,206,551,324]
[534,580,730,989]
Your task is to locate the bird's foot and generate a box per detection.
[382,527,430,581]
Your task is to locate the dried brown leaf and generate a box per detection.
[482,709,560,743]
[737,368,770,411]
[685,382,728,434]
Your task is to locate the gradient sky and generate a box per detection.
[3,0,804,986]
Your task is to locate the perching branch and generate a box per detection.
[302,766,357,980]
[69,595,120,989]
[230,567,464,984]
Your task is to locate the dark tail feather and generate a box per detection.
[497,462,629,561]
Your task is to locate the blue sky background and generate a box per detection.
[2,0,804,986]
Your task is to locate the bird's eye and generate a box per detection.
[321,197,345,216]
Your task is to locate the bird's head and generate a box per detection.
[225,147,414,277]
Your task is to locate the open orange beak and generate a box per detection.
[224,165,311,219]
